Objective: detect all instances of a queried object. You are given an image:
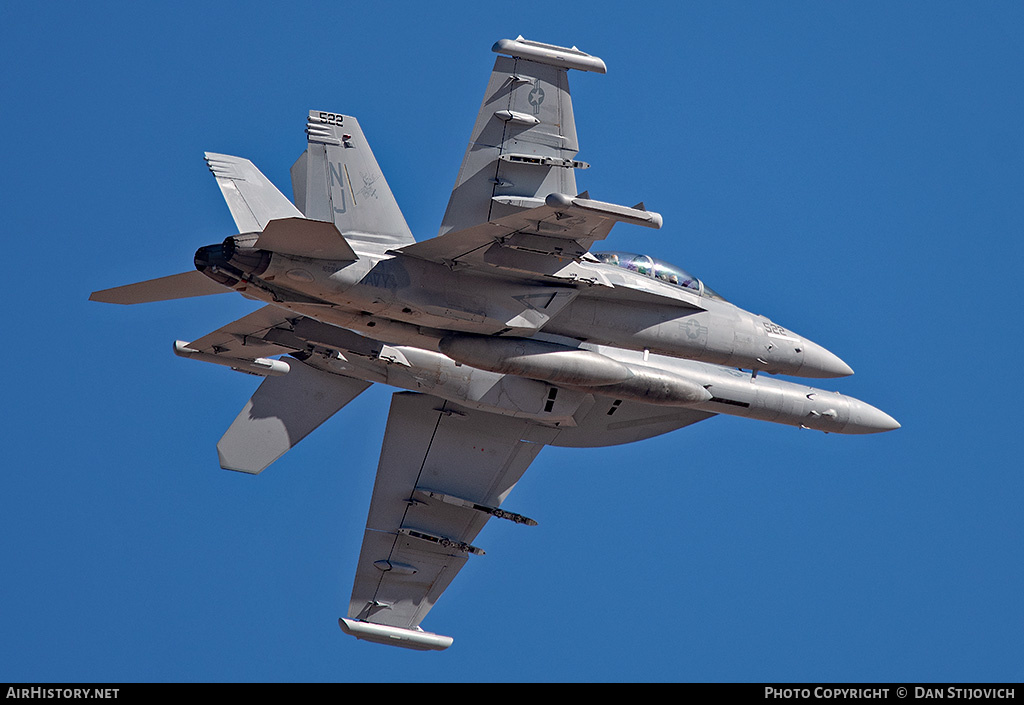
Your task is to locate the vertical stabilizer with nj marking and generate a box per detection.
[290,111,415,249]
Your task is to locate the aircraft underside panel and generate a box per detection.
[348,391,544,630]
[548,397,716,448]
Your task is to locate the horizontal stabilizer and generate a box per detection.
[205,152,303,232]
[217,360,370,474]
[89,270,228,305]
[255,217,357,261]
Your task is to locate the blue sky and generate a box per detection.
[2,1,1021,682]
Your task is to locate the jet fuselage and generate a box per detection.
[196,237,854,380]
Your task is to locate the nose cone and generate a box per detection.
[799,340,855,378]
[845,400,901,434]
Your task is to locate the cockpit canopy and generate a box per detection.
[592,251,726,301]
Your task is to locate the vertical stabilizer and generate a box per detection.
[290,111,414,249]
[205,153,304,233]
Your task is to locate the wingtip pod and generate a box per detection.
[492,36,607,74]
[339,618,453,652]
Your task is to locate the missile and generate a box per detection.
[172,341,291,377]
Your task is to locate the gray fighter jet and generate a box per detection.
[91,37,898,651]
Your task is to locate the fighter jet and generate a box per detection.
[91,37,899,651]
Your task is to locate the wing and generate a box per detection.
[342,390,717,650]
[406,37,687,309]
[343,392,544,650]
[438,37,606,238]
